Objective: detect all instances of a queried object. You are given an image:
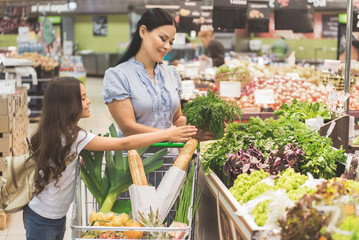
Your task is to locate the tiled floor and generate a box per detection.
[0,77,115,240]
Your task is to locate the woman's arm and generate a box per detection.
[84,125,197,151]
[173,103,187,127]
[107,98,159,136]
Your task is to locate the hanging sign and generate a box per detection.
[274,1,314,33]
[178,0,202,33]
[275,0,306,10]
[247,2,270,33]
[322,15,338,38]
[199,9,213,31]
[213,0,247,31]
[354,11,359,32]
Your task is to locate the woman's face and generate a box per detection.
[199,36,211,48]
[80,83,91,118]
[140,24,176,63]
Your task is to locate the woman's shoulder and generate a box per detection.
[158,63,179,75]
[106,61,133,74]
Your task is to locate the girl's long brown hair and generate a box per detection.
[31,77,83,195]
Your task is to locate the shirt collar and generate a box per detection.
[130,57,161,74]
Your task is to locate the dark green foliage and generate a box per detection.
[183,90,242,139]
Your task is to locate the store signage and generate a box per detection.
[322,15,338,39]
[214,0,247,7]
[322,60,341,73]
[354,11,359,32]
[275,0,306,10]
[178,0,202,33]
[199,10,213,31]
[31,3,77,13]
[254,89,275,105]
[308,0,326,7]
[18,27,29,42]
[248,3,270,20]
[270,0,326,8]
[213,0,247,31]
[247,2,270,33]
[220,81,241,98]
[0,80,15,95]
[274,1,314,33]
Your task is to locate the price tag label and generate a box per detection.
[0,80,16,95]
[63,40,73,56]
[254,89,274,104]
[220,81,241,98]
[18,26,29,42]
[181,80,196,97]
[322,59,340,73]
[185,66,199,79]
[346,154,353,171]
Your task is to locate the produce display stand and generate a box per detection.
[70,142,200,240]
[197,169,268,240]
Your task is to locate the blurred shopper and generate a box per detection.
[198,30,225,67]
[23,77,197,240]
[271,36,290,62]
[103,8,214,141]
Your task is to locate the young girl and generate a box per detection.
[23,77,197,240]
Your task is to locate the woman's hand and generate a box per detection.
[194,129,214,142]
[164,126,197,142]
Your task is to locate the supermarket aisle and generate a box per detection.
[0,77,116,240]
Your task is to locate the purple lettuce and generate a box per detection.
[223,145,268,182]
[266,143,304,175]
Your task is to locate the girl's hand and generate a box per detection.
[165,126,197,142]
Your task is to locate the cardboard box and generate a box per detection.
[0,133,12,153]
[0,212,12,230]
[0,151,11,158]
[0,115,14,133]
[0,95,14,116]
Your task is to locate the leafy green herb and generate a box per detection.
[274,99,332,122]
[202,117,346,186]
[183,89,242,139]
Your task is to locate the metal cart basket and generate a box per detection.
[71,142,200,240]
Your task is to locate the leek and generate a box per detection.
[80,124,167,213]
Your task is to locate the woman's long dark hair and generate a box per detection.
[119,8,178,64]
[31,77,83,195]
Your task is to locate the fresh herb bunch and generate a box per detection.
[274,99,332,122]
[183,89,242,139]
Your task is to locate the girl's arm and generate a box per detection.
[83,125,197,151]
[107,98,160,136]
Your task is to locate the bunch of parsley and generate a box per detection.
[183,89,242,139]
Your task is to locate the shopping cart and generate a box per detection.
[71,142,200,240]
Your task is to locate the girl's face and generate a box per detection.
[80,83,91,118]
[140,24,176,63]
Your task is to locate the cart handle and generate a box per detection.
[151,142,200,150]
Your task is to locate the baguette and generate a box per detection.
[173,139,198,170]
[128,150,148,186]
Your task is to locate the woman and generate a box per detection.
[198,30,225,67]
[103,8,213,141]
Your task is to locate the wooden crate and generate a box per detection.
[0,212,12,230]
